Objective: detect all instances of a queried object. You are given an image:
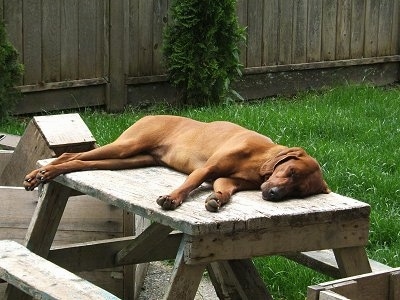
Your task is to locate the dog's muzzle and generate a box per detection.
[262,187,285,201]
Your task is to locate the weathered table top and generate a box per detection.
[39,159,370,236]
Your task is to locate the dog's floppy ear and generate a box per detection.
[260,147,305,177]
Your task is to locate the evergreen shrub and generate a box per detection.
[0,21,24,121]
[163,0,245,106]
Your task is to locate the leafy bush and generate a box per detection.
[0,21,24,121]
[163,0,245,106]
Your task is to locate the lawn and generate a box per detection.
[1,84,399,299]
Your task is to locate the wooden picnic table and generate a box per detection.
[6,160,372,299]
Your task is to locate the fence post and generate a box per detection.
[107,0,128,112]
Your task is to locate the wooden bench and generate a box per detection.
[0,240,120,299]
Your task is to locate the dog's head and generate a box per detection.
[259,147,330,201]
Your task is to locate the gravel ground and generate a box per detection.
[138,261,218,299]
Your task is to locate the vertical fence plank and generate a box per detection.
[23,0,42,85]
[350,0,366,58]
[278,0,293,65]
[61,0,78,81]
[321,0,337,61]
[138,0,154,75]
[247,0,263,67]
[108,0,127,111]
[3,0,23,85]
[364,0,380,57]
[391,0,399,55]
[263,0,279,66]
[152,0,168,74]
[336,0,351,60]
[129,0,140,77]
[78,0,97,79]
[378,0,394,56]
[307,0,322,62]
[42,0,61,82]
[95,0,106,78]
[292,0,307,64]
[236,0,248,66]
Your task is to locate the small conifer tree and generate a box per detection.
[163,0,245,106]
[0,21,24,121]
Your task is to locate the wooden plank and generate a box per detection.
[333,247,372,277]
[364,0,380,57]
[391,0,399,55]
[246,0,263,67]
[19,77,107,93]
[48,233,182,272]
[336,0,351,60]
[0,133,20,150]
[278,0,293,64]
[138,0,154,76]
[285,249,393,278]
[292,0,307,63]
[31,114,95,155]
[42,0,61,82]
[0,151,13,175]
[350,0,366,58]
[319,290,350,300]
[60,0,78,81]
[378,0,394,56]
[22,0,42,85]
[0,120,54,186]
[16,84,107,115]
[208,260,272,300]
[236,0,248,66]
[116,222,173,265]
[128,0,140,76]
[0,240,120,300]
[164,236,206,300]
[390,270,400,300]
[321,0,337,60]
[152,0,168,74]
[78,0,97,79]
[108,0,127,112]
[307,0,322,62]
[263,0,279,65]
[95,0,106,78]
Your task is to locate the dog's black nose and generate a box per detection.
[262,187,280,201]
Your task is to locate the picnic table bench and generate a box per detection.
[5,160,373,299]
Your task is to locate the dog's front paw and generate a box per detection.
[205,193,221,212]
[23,170,42,191]
[156,195,181,210]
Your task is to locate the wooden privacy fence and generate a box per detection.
[1,0,399,114]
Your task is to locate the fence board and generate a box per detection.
[236,0,248,65]
[321,0,337,61]
[279,0,293,64]
[350,0,366,58]
[336,0,351,60]
[152,0,168,74]
[61,0,78,81]
[364,0,379,57]
[247,0,263,67]
[392,0,399,54]
[23,0,41,84]
[307,0,322,62]
[129,0,140,77]
[378,0,394,56]
[138,0,154,76]
[263,0,279,65]
[78,0,97,79]
[292,0,307,64]
[42,0,61,82]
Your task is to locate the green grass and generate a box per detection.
[1,84,399,299]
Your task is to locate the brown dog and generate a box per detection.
[24,115,330,212]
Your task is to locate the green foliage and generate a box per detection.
[163,0,245,106]
[0,21,24,121]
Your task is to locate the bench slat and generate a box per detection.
[0,240,119,300]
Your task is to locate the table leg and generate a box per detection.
[163,236,206,300]
[5,181,73,300]
[333,246,372,277]
[207,259,272,300]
